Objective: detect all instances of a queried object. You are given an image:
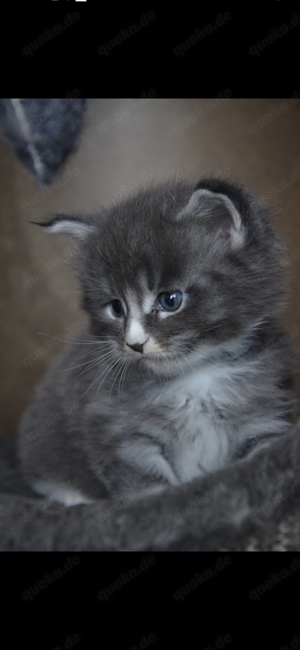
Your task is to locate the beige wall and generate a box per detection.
[1,98,300,435]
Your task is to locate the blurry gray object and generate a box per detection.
[0,98,87,184]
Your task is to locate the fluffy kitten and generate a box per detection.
[18,178,297,505]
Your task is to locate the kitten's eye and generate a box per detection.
[111,300,125,317]
[158,291,183,312]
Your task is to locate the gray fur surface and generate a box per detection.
[1,423,300,551]
[17,178,297,508]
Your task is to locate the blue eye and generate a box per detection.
[111,300,125,317]
[158,291,183,312]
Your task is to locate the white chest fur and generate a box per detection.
[154,363,236,482]
[118,360,244,486]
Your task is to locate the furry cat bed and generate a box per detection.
[1,423,300,551]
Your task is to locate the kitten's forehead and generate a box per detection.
[122,226,190,290]
[94,195,210,292]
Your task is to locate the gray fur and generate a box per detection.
[0,98,87,184]
[17,178,297,506]
[2,423,300,551]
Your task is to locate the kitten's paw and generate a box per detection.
[32,480,95,506]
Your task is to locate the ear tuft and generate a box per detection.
[31,214,95,239]
[177,188,244,249]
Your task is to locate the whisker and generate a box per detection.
[118,359,130,398]
[80,351,121,399]
[60,349,117,394]
[36,332,114,346]
[71,344,114,362]
[52,349,115,375]
[86,355,121,400]
[107,359,125,401]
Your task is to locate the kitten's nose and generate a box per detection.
[126,341,147,354]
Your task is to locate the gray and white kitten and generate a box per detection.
[18,178,297,506]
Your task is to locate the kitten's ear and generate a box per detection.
[31,214,95,240]
[177,187,244,248]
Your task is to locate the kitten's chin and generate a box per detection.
[122,347,176,376]
[140,355,183,377]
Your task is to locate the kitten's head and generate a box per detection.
[41,178,287,376]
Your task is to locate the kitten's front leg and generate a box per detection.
[88,431,180,500]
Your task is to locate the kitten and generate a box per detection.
[18,178,297,506]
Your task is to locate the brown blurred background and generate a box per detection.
[1,98,300,437]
